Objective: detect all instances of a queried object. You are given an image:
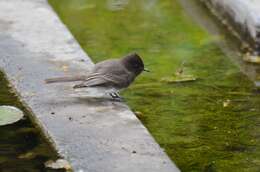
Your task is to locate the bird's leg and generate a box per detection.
[109,92,123,101]
[109,92,120,99]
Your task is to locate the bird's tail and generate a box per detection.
[45,76,86,84]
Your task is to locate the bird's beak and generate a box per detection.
[143,68,150,72]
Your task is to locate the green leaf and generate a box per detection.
[0,106,24,126]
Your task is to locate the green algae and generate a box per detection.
[48,0,260,171]
[0,72,62,172]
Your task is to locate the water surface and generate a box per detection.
[49,0,260,171]
[0,72,62,172]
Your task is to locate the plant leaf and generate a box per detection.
[0,106,24,126]
[45,159,71,170]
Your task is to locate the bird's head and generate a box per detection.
[121,53,149,75]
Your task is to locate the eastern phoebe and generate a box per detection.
[45,53,149,99]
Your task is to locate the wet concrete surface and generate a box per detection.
[200,0,260,55]
[179,0,260,87]
[0,0,179,171]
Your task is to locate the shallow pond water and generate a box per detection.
[0,72,63,172]
[49,0,260,171]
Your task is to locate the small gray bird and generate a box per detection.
[45,53,149,99]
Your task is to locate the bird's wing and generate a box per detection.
[73,59,132,89]
[73,73,122,88]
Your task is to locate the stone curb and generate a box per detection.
[200,0,260,55]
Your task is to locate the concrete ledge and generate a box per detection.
[0,0,179,171]
[200,0,260,55]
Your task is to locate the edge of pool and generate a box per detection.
[0,0,180,171]
[200,0,260,55]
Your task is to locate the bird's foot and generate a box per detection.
[109,92,124,102]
